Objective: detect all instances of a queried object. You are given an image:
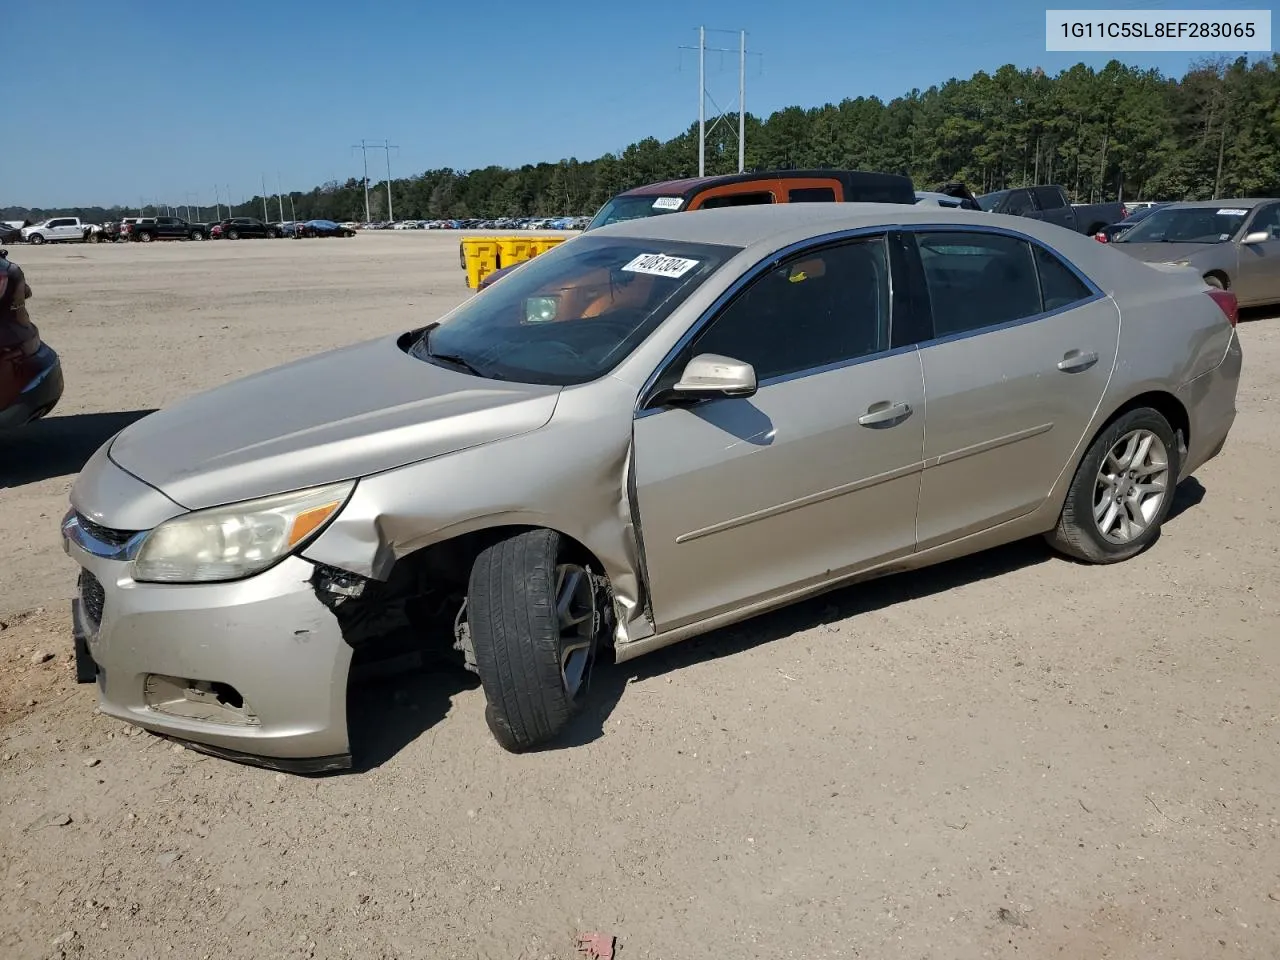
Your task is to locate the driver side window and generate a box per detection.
[1250,203,1280,238]
[688,236,890,383]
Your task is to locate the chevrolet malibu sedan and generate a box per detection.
[1110,198,1280,306]
[62,205,1242,771]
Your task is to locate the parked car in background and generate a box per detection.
[21,217,91,244]
[1093,203,1171,243]
[0,248,64,430]
[1111,198,1280,306]
[1,222,26,244]
[976,185,1125,236]
[915,181,982,210]
[124,216,210,242]
[298,219,357,238]
[474,168,920,290]
[210,217,281,240]
[60,204,1240,769]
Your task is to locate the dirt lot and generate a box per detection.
[2,232,1278,960]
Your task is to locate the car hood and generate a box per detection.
[1110,241,1222,263]
[107,333,561,510]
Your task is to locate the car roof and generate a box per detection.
[1162,198,1273,209]
[620,169,912,198]
[587,202,998,246]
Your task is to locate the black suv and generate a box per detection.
[211,217,281,239]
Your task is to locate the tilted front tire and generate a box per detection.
[466,529,600,752]
[1045,407,1181,564]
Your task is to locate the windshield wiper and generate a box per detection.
[416,326,493,378]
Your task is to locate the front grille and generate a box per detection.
[79,571,105,628]
[77,513,139,548]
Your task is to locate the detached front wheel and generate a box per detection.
[466,529,601,752]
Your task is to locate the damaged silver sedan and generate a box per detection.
[62,205,1242,770]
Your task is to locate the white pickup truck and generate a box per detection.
[21,217,93,244]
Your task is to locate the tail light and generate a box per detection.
[1094,232,1108,243]
[1207,288,1238,327]
[1121,204,1130,220]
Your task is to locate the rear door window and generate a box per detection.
[1033,186,1066,210]
[788,187,837,203]
[913,231,1043,336]
[698,191,775,209]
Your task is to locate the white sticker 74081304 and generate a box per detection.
[621,253,700,278]
[652,197,683,210]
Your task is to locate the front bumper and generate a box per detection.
[62,527,354,771]
[0,345,63,430]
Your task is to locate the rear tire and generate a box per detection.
[139,231,153,243]
[190,230,203,241]
[1204,273,1225,289]
[466,529,601,753]
[1044,407,1181,564]
[228,229,240,240]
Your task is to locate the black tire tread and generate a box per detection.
[467,529,575,752]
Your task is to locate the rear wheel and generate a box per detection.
[87,232,100,243]
[228,229,240,240]
[190,230,204,241]
[139,231,153,243]
[1045,407,1180,564]
[466,529,602,752]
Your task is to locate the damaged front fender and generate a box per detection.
[301,379,651,646]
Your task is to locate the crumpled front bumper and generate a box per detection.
[64,517,354,772]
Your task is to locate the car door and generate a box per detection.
[906,228,1120,549]
[1032,186,1075,230]
[631,234,926,631]
[1234,202,1280,305]
[48,218,74,241]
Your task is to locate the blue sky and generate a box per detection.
[8,0,1269,207]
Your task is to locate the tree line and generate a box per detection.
[7,55,1277,225]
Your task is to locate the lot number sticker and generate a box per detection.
[621,253,700,278]
[1217,208,1249,216]
[652,197,684,210]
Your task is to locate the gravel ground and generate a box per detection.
[1,232,1278,960]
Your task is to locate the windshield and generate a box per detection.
[585,195,684,231]
[1116,206,1250,244]
[976,191,1007,212]
[411,236,737,386]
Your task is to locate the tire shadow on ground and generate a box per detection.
[0,410,156,487]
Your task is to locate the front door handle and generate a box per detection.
[1058,349,1099,373]
[858,400,912,427]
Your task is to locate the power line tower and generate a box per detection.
[351,139,400,221]
[679,27,760,176]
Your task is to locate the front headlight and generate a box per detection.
[133,481,354,583]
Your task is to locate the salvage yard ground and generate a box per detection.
[2,232,1279,960]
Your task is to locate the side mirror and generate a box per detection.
[661,353,757,403]
[1242,230,1271,245]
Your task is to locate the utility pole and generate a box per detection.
[738,30,746,173]
[226,185,234,217]
[277,173,285,222]
[261,175,270,222]
[289,194,296,221]
[680,28,758,178]
[352,140,372,222]
[213,185,222,221]
[382,139,399,222]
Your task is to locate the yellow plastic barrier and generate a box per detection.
[461,238,501,289]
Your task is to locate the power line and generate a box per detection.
[351,139,399,221]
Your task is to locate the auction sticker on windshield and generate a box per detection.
[652,197,683,210]
[622,253,700,278]
[1217,208,1249,216]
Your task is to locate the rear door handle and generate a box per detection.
[858,401,912,427]
[1058,349,1099,373]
